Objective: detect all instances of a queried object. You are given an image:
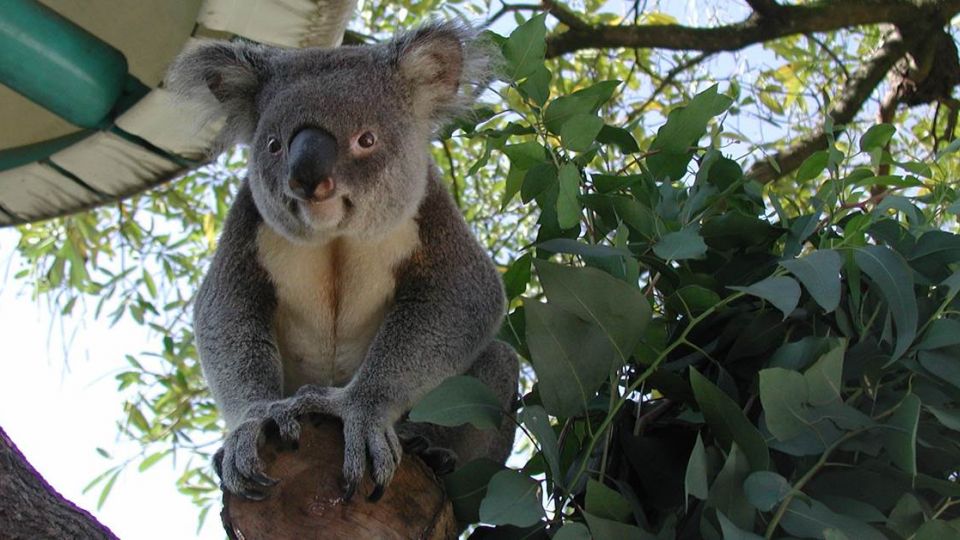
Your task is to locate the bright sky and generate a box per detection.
[0,229,221,539]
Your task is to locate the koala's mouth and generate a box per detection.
[298,194,354,228]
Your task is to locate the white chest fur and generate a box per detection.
[256,219,421,394]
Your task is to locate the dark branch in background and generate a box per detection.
[747,32,912,183]
[484,3,541,28]
[744,0,781,17]
[546,1,960,57]
[541,0,589,30]
[749,23,960,183]
[805,33,850,81]
[627,52,714,121]
[939,98,960,153]
[540,0,960,183]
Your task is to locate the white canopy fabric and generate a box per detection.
[0,0,355,226]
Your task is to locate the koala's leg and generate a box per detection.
[398,340,519,471]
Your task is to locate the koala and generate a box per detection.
[167,22,518,502]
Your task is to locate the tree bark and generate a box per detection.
[745,29,913,183]
[0,426,118,540]
[540,0,960,183]
[545,0,960,58]
[221,417,458,540]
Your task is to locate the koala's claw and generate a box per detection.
[340,476,357,502]
[339,414,400,503]
[213,416,285,500]
[368,484,385,503]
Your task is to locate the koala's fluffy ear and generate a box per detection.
[166,41,273,149]
[394,22,492,123]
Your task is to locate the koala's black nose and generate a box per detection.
[287,127,338,201]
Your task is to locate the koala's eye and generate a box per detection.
[267,137,282,154]
[358,131,376,149]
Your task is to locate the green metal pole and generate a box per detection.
[0,0,128,128]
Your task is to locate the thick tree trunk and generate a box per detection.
[0,426,118,540]
[221,417,458,540]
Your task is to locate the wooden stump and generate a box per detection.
[221,417,458,540]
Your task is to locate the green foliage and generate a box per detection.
[9,3,960,538]
[408,375,502,429]
[410,14,960,539]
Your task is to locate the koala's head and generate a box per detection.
[168,23,490,242]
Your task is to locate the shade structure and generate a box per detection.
[0,0,355,226]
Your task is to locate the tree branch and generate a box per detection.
[746,31,913,183]
[484,3,541,28]
[545,0,960,58]
[541,0,590,30]
[0,426,118,539]
[627,52,714,121]
[745,0,781,16]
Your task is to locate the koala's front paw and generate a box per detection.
[214,395,326,500]
[292,385,402,502]
[214,419,279,501]
[342,410,402,503]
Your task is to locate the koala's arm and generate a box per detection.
[194,182,282,429]
[343,170,506,419]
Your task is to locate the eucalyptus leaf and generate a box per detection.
[408,375,502,429]
[854,246,917,362]
[444,458,503,524]
[586,479,633,523]
[730,276,801,319]
[560,113,604,152]
[781,250,842,313]
[535,239,631,258]
[919,350,960,390]
[666,285,722,315]
[796,150,829,182]
[882,393,920,475]
[918,320,960,350]
[556,163,582,229]
[859,124,896,152]
[743,471,791,512]
[501,14,547,81]
[913,520,960,540]
[544,95,600,134]
[651,84,732,154]
[504,141,549,170]
[886,492,927,538]
[685,433,709,503]
[522,162,557,203]
[520,405,560,481]
[653,228,708,261]
[553,523,591,540]
[780,498,885,540]
[503,253,532,300]
[926,405,960,431]
[717,511,764,540]
[478,470,544,527]
[534,259,651,360]
[596,125,640,153]
[690,368,769,471]
[524,299,616,417]
[518,64,551,105]
[706,444,756,531]
[584,512,646,540]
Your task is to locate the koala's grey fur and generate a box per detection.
[167,22,518,502]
